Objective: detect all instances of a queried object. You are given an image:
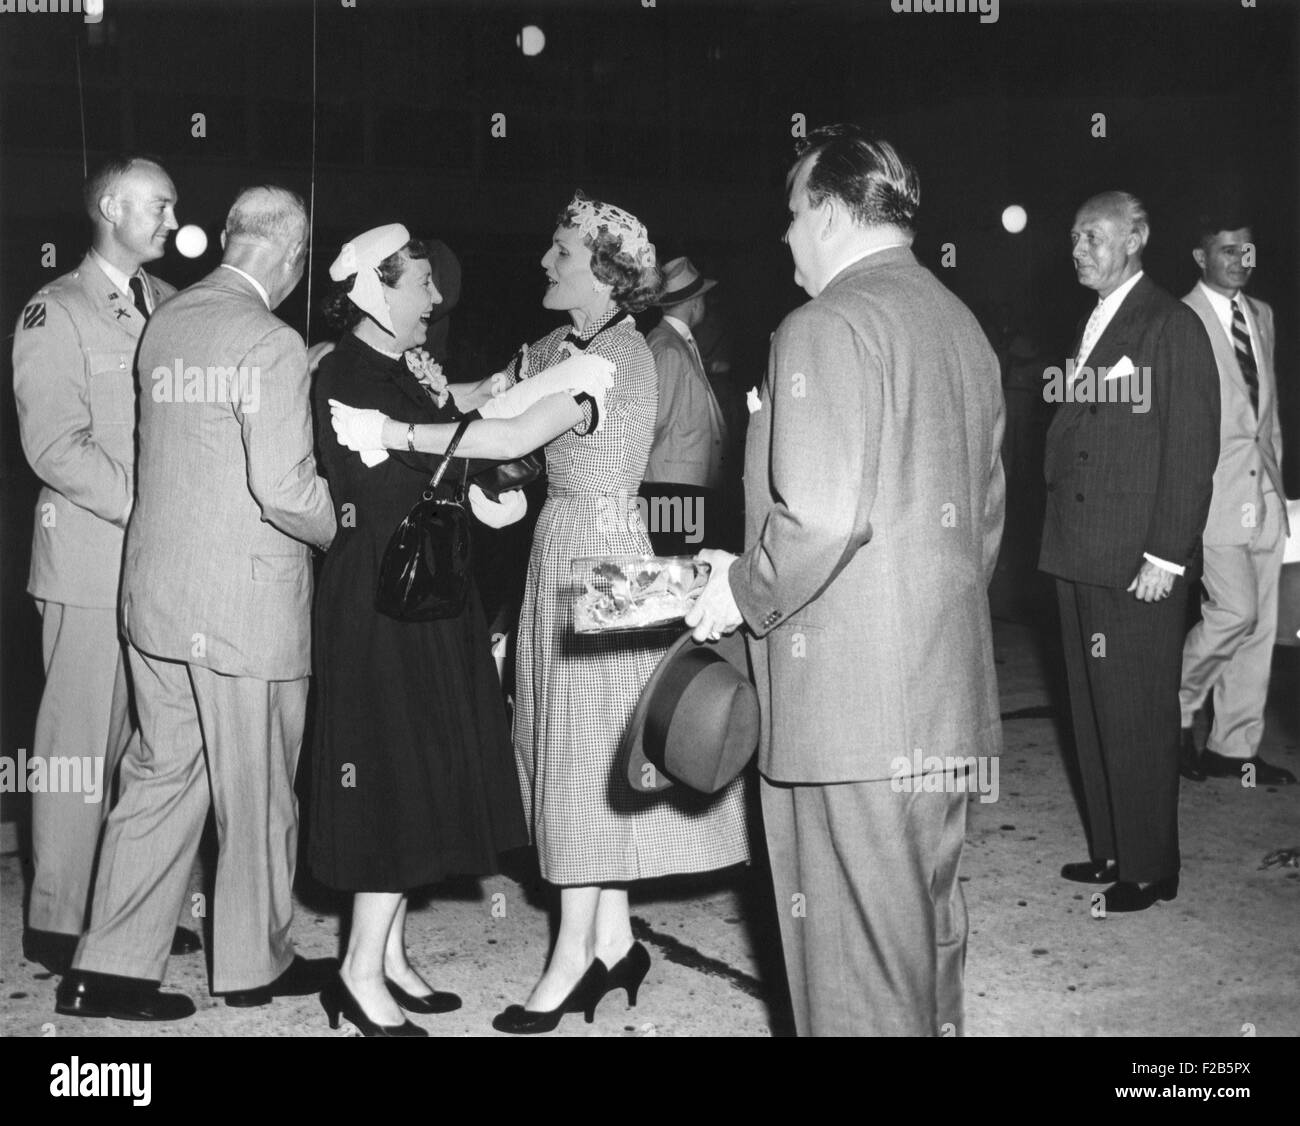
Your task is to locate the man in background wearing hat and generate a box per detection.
[13,154,202,975]
[640,257,729,555]
[57,185,337,1021]
[688,125,1005,1036]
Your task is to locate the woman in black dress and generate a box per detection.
[309,225,529,1036]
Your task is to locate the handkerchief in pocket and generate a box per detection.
[1104,354,1136,382]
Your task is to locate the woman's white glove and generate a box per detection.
[488,342,530,398]
[478,352,614,431]
[468,483,527,528]
[328,399,388,451]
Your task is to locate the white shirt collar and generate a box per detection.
[1197,279,1248,330]
[1094,269,1145,320]
[662,314,693,342]
[89,248,144,300]
[220,263,271,309]
[826,240,911,287]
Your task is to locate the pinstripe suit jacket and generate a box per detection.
[120,267,335,680]
[1039,274,1220,588]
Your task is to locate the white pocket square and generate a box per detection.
[360,449,389,467]
[1104,355,1136,382]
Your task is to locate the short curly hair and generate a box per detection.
[556,193,663,313]
[320,238,430,333]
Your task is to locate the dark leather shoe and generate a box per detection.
[1060,858,1118,884]
[385,978,462,1014]
[1201,751,1296,786]
[23,928,78,975]
[323,975,428,1037]
[1095,875,1179,913]
[597,942,651,1007]
[222,955,340,1008]
[1179,728,1206,782]
[55,970,195,1021]
[492,960,608,1034]
[170,926,202,955]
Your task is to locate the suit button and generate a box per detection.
[1047,483,1056,492]
[1089,406,1097,414]
[1078,451,1088,462]
[1075,493,1085,502]
[1249,470,1256,476]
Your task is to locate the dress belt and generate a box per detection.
[546,489,637,501]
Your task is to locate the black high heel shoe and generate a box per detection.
[321,975,428,1037]
[599,942,651,1007]
[491,959,608,1035]
[385,977,462,1014]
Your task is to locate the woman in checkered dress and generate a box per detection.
[329,194,750,1033]
[491,197,750,1032]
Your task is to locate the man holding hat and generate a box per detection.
[639,257,729,554]
[687,126,1005,1036]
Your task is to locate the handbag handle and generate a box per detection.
[423,417,473,499]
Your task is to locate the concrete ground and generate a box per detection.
[1,618,1297,1038]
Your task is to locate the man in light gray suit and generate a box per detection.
[688,125,1005,1035]
[641,256,728,553]
[57,186,337,1021]
[1179,214,1293,786]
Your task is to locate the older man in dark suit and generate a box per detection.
[1041,191,1220,913]
[688,125,1005,1035]
[56,186,337,1021]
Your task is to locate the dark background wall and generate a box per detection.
[2,0,1298,777]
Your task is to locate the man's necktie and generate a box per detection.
[685,333,704,374]
[129,276,150,320]
[1231,297,1259,414]
[1075,302,1105,368]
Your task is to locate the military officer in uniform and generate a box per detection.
[13,154,200,973]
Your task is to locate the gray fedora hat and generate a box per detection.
[653,256,717,307]
[619,629,759,794]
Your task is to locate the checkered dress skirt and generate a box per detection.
[511,311,750,885]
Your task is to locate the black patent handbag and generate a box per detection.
[472,449,545,502]
[375,417,473,621]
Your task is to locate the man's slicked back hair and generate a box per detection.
[791,124,921,233]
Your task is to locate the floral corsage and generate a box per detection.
[404,347,449,408]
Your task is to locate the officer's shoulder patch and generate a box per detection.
[21,303,46,330]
